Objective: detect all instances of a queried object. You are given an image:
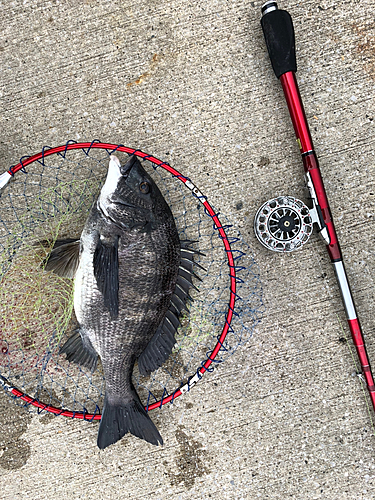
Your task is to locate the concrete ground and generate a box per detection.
[0,0,374,498]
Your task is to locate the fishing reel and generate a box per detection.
[254,193,330,253]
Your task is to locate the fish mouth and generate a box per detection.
[110,199,139,210]
[119,155,138,177]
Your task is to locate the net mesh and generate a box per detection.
[0,144,264,416]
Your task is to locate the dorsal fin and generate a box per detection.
[137,240,202,376]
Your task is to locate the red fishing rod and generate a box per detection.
[256,1,375,412]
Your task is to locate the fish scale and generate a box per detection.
[89,227,179,400]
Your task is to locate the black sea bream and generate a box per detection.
[45,155,197,449]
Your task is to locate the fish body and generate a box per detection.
[47,155,187,449]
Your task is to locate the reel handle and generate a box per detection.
[260,1,297,79]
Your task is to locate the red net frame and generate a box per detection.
[1,141,238,419]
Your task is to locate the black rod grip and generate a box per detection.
[261,9,297,79]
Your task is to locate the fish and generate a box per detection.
[45,154,199,449]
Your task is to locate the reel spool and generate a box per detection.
[254,196,313,252]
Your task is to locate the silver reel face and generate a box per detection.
[254,196,313,252]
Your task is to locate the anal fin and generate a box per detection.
[138,321,178,376]
[138,240,202,376]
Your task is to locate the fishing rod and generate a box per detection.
[255,1,375,412]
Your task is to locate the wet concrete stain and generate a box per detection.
[0,390,31,470]
[158,349,188,385]
[257,156,270,168]
[136,349,188,404]
[164,425,210,489]
[35,387,61,425]
[351,23,375,80]
[39,411,55,425]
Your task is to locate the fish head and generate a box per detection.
[98,155,171,228]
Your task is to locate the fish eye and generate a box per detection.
[139,181,150,194]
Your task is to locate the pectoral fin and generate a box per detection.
[44,238,80,278]
[93,236,119,320]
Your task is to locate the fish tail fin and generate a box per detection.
[97,395,163,449]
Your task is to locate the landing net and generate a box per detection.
[0,141,264,418]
